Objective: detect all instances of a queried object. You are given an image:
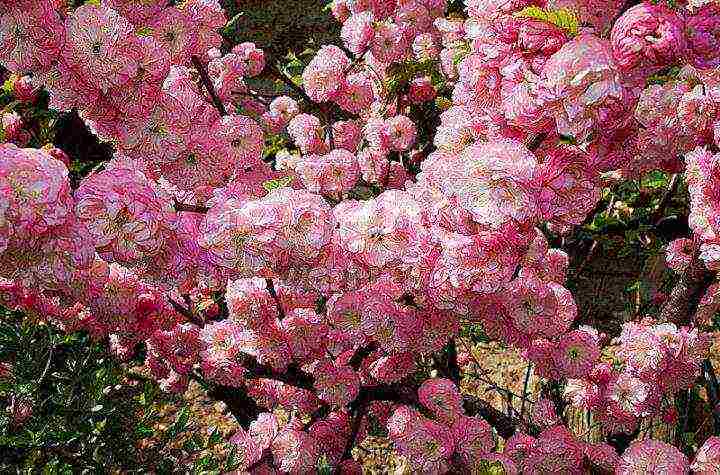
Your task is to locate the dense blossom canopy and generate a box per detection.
[1,0,719,472]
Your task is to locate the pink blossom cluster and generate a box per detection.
[388,379,494,472]
[0,0,719,471]
[565,319,710,436]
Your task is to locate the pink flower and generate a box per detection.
[692,436,720,475]
[686,4,720,69]
[371,21,408,63]
[535,145,602,226]
[420,139,539,229]
[341,11,375,55]
[418,378,464,423]
[407,76,437,104]
[64,5,139,90]
[232,42,265,77]
[385,115,417,151]
[294,149,360,198]
[268,95,300,124]
[214,114,265,167]
[611,2,686,74]
[2,112,27,145]
[282,308,329,363]
[226,277,279,329]
[8,393,33,428]
[368,352,417,383]
[525,426,584,474]
[451,415,495,466]
[334,190,425,268]
[387,406,455,473]
[665,238,696,273]
[539,34,625,142]
[0,144,74,249]
[334,71,375,114]
[583,442,621,473]
[504,272,577,341]
[313,359,360,407]
[412,32,439,61]
[302,45,351,103]
[76,167,177,264]
[617,439,690,474]
[553,328,600,379]
[288,113,327,155]
[12,75,37,103]
[0,1,65,73]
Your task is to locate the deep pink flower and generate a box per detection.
[611,2,686,74]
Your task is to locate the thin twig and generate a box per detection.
[264,279,286,320]
[168,296,204,327]
[652,174,679,224]
[702,359,720,435]
[191,55,227,116]
[520,363,533,419]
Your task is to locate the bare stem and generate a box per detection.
[191,55,227,117]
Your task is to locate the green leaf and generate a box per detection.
[2,76,14,94]
[262,175,294,192]
[477,460,508,475]
[136,26,154,37]
[514,6,580,36]
[166,407,190,439]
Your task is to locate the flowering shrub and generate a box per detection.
[1,0,720,472]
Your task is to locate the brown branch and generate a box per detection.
[168,296,204,327]
[463,395,539,439]
[651,174,679,224]
[348,343,378,370]
[264,278,286,320]
[658,252,713,325]
[267,63,314,105]
[173,200,209,214]
[191,55,227,117]
[527,132,548,152]
[702,359,720,435]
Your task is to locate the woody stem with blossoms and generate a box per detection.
[2,0,720,472]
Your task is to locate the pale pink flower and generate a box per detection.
[692,436,720,475]
[271,427,320,473]
[64,4,139,90]
[539,34,625,142]
[341,11,375,55]
[617,439,690,474]
[302,45,351,103]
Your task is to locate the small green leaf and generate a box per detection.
[262,175,294,192]
[514,6,580,36]
[136,26,154,37]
